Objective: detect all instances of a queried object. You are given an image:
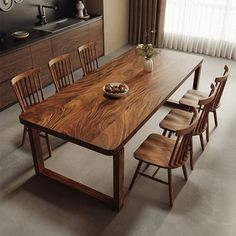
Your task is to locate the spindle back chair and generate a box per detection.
[129,108,198,207]
[48,53,75,92]
[11,67,51,156]
[78,42,99,76]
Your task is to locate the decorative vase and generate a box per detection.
[75,0,84,18]
[144,57,153,72]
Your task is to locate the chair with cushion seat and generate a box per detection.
[48,53,75,93]
[129,108,198,207]
[159,84,216,170]
[78,42,99,76]
[11,67,51,157]
[179,65,229,127]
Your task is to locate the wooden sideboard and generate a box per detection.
[0,19,104,111]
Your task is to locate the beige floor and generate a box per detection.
[0,46,236,236]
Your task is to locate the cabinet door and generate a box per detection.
[89,19,104,57]
[30,39,53,87]
[51,26,89,69]
[0,47,32,110]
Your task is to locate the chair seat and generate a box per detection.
[179,89,208,107]
[159,109,193,132]
[134,133,187,168]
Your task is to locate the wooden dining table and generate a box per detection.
[20,48,203,211]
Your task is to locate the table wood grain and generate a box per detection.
[20,48,203,155]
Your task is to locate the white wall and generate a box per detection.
[103,0,129,55]
[86,0,129,55]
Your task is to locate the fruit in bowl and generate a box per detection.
[103,83,129,98]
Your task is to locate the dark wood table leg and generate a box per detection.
[113,148,124,211]
[193,65,202,90]
[28,127,45,173]
[28,127,125,210]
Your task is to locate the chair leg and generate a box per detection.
[162,129,167,136]
[45,132,52,157]
[168,131,172,138]
[189,137,194,170]
[199,134,205,151]
[129,161,143,191]
[206,129,209,143]
[182,164,188,181]
[213,110,218,127]
[167,169,173,207]
[206,118,210,142]
[144,163,150,171]
[20,125,27,146]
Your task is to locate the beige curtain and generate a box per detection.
[129,0,166,47]
[164,0,236,59]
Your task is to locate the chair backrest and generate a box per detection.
[11,67,44,112]
[48,53,75,92]
[195,83,216,135]
[212,64,229,110]
[168,107,198,167]
[78,42,99,76]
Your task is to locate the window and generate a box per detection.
[164,0,236,59]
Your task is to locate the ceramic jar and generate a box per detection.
[144,58,153,72]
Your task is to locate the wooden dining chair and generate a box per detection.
[179,65,229,127]
[159,84,216,170]
[129,108,198,207]
[48,53,75,92]
[78,41,99,76]
[11,67,51,157]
